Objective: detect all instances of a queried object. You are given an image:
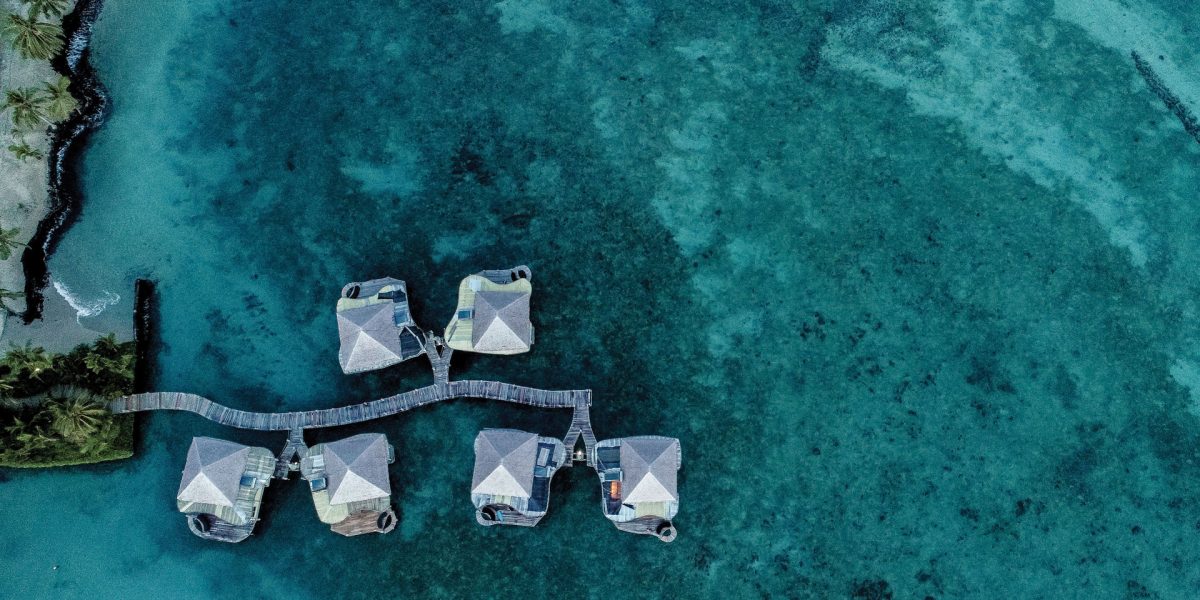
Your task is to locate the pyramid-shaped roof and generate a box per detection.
[337,303,404,373]
[177,437,250,509]
[620,437,680,504]
[471,429,537,498]
[323,434,392,504]
[471,291,532,353]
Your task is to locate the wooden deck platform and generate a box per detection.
[476,507,542,527]
[109,381,591,431]
[331,509,397,536]
[615,516,677,542]
[187,514,254,543]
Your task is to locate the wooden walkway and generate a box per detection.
[109,381,591,432]
[425,339,453,385]
[274,428,307,478]
[561,396,597,466]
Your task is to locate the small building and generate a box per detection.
[176,437,275,543]
[336,277,425,374]
[471,428,565,527]
[444,267,534,355]
[300,433,397,536]
[592,436,682,542]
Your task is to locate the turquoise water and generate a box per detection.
[5,0,1200,597]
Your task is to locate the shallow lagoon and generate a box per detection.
[5,0,1200,597]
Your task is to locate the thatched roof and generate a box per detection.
[471,291,532,353]
[620,437,680,504]
[471,429,537,498]
[323,434,392,505]
[178,437,250,510]
[337,303,405,374]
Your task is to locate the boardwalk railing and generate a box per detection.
[109,381,591,432]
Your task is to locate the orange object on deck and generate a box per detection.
[609,481,621,499]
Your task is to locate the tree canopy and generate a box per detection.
[1,13,64,60]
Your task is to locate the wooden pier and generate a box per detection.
[425,338,453,385]
[561,395,597,467]
[274,428,307,478]
[109,380,590,431]
[111,330,598,479]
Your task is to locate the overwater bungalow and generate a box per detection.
[300,433,397,536]
[444,266,534,355]
[471,428,566,527]
[176,437,275,543]
[336,277,425,373]
[592,436,682,542]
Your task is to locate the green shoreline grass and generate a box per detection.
[0,336,136,468]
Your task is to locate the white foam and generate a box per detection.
[52,278,120,322]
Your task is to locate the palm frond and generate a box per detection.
[2,87,51,130]
[22,0,70,19]
[2,13,64,60]
[7,140,44,161]
[42,75,77,121]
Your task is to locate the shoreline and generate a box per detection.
[0,0,64,326]
[0,0,120,350]
[21,0,108,324]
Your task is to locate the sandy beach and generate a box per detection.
[0,0,63,308]
[0,0,99,346]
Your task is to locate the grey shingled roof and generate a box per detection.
[337,302,404,373]
[471,429,538,498]
[323,433,392,504]
[177,437,250,509]
[471,291,532,353]
[620,437,680,504]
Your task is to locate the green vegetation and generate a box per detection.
[0,288,22,315]
[1,6,75,162]
[1,12,64,60]
[2,87,52,130]
[42,74,76,120]
[6,140,44,161]
[0,335,137,468]
[22,0,70,20]
[2,79,77,160]
[0,226,26,260]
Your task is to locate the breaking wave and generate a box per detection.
[52,278,120,322]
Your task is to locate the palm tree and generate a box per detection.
[1,13,64,60]
[0,288,23,315]
[3,415,27,437]
[78,419,117,454]
[15,425,54,453]
[93,333,121,355]
[2,87,52,130]
[84,334,133,379]
[21,0,70,19]
[6,140,44,161]
[0,226,26,260]
[48,395,107,443]
[42,75,77,121]
[4,342,54,380]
